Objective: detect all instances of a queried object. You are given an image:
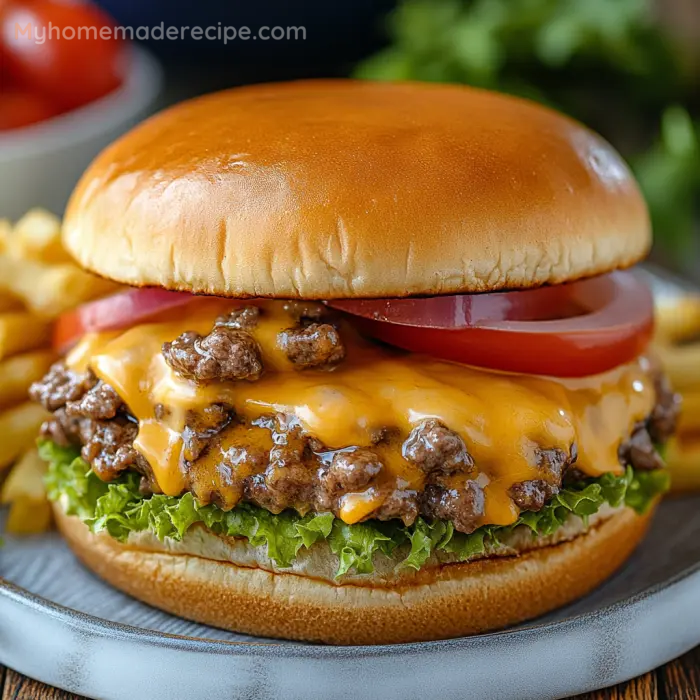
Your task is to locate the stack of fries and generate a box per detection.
[0,210,117,534]
[655,294,700,492]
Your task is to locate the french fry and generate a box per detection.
[0,350,55,410]
[1,448,48,503]
[0,290,22,313]
[654,291,700,495]
[666,438,700,493]
[0,209,118,535]
[0,255,116,318]
[11,208,72,264]
[0,219,11,253]
[679,391,700,435]
[1,449,52,534]
[656,297,700,345]
[0,312,51,360]
[4,498,53,534]
[0,402,49,473]
[655,343,700,392]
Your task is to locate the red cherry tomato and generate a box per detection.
[327,272,655,377]
[53,288,195,353]
[0,89,57,130]
[1,0,123,111]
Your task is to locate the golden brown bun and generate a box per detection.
[63,80,649,299]
[55,502,653,645]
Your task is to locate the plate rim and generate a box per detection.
[2,550,700,658]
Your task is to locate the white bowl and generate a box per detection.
[0,46,162,220]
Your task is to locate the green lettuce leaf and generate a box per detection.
[442,527,492,561]
[401,517,453,570]
[39,441,669,578]
[295,512,335,549]
[626,469,671,515]
[328,520,392,576]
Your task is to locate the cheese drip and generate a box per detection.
[67,300,655,526]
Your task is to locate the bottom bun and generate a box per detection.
[54,504,654,645]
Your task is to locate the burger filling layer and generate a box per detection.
[32,300,677,576]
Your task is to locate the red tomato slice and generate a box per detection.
[53,288,194,353]
[329,280,589,328]
[55,272,653,378]
[1,0,123,111]
[327,271,654,377]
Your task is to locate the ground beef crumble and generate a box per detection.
[508,446,575,511]
[508,479,560,512]
[402,419,474,475]
[618,374,681,472]
[243,415,318,514]
[30,334,678,534]
[214,306,260,330]
[30,362,158,492]
[162,327,264,384]
[65,381,123,420]
[618,423,665,471]
[277,323,345,369]
[317,447,384,512]
[79,418,141,481]
[649,372,682,444]
[420,480,485,533]
[282,301,329,324]
[29,361,97,411]
[182,404,235,462]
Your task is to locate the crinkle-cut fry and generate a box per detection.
[0,255,117,318]
[0,402,49,473]
[0,312,51,360]
[12,208,72,264]
[0,350,55,410]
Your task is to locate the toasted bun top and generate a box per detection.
[64,80,650,298]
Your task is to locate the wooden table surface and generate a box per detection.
[2,647,700,700]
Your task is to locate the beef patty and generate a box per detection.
[30,306,679,534]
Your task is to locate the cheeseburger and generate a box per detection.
[32,80,680,645]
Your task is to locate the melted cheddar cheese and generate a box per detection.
[66,300,656,526]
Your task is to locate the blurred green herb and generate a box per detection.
[634,106,700,253]
[356,0,699,258]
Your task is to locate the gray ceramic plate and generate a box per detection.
[1,494,700,700]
